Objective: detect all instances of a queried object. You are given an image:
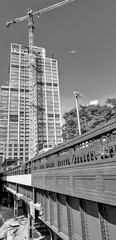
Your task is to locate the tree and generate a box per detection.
[106,98,116,117]
[62,98,115,141]
[62,108,78,140]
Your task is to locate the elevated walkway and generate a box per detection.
[1,119,116,239]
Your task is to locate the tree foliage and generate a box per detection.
[62,98,116,141]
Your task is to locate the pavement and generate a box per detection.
[0,215,28,240]
[13,218,28,240]
[0,215,43,240]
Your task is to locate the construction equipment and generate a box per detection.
[6,0,75,47]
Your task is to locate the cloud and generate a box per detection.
[89,100,98,105]
[68,50,76,54]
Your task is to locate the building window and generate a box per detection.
[20,148,23,151]
[14,148,17,151]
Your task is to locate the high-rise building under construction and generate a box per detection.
[0,43,62,163]
[0,86,9,164]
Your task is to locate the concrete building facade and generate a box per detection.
[0,86,9,164]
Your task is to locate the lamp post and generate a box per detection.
[73,91,83,136]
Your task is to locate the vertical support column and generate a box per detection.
[53,232,58,240]
[57,194,62,233]
[50,192,54,226]
[98,203,111,240]
[28,188,36,240]
[33,187,35,222]
[16,183,18,193]
[28,203,34,240]
[48,228,53,240]
[44,191,48,221]
[14,195,18,218]
[7,191,11,207]
[66,196,73,240]
[79,199,89,240]
[32,188,36,240]
[41,190,45,219]
[28,206,31,240]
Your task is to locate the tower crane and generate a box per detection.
[6,0,75,48]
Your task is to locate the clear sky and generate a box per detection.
[0,0,116,119]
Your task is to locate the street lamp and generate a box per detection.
[73,91,83,136]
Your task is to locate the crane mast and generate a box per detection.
[28,8,34,48]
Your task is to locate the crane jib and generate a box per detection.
[6,0,75,28]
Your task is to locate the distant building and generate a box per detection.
[0,43,62,163]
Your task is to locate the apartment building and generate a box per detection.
[1,43,62,163]
[0,86,9,163]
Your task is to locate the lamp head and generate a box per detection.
[73,91,83,98]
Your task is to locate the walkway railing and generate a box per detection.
[2,118,116,176]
